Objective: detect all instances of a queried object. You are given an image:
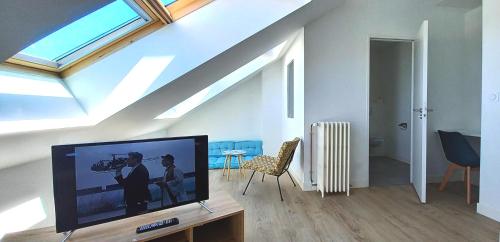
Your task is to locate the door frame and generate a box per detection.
[366,36,415,185]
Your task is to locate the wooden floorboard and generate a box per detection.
[209,170,500,242]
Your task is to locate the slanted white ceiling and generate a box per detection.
[0,0,113,62]
[0,0,346,169]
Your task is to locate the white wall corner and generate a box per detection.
[288,168,306,191]
[477,202,500,223]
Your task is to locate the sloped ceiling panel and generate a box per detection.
[0,0,345,169]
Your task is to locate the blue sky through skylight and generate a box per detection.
[161,0,177,6]
[19,0,139,61]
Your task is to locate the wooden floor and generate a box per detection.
[209,170,500,242]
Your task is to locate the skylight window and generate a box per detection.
[6,0,213,74]
[161,0,177,6]
[12,0,151,69]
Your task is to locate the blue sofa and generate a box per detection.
[208,140,263,169]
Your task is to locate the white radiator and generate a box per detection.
[312,122,351,197]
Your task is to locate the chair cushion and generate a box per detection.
[275,138,300,172]
[241,155,279,175]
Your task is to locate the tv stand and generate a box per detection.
[3,192,244,242]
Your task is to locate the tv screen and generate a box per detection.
[51,135,208,233]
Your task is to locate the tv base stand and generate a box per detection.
[62,230,74,242]
[199,200,214,213]
[3,191,244,242]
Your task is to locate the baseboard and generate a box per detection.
[477,202,500,223]
[427,171,480,186]
[427,174,462,183]
[304,177,369,191]
[288,169,307,191]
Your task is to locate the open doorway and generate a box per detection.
[369,39,413,187]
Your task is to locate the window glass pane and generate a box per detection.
[161,0,177,6]
[19,0,140,61]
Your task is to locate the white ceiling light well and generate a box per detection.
[0,71,72,98]
[155,41,287,119]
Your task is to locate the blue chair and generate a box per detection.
[437,130,480,204]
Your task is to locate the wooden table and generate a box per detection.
[3,191,244,242]
[222,150,246,180]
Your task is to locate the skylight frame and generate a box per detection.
[55,16,148,67]
[9,0,152,70]
[5,0,213,75]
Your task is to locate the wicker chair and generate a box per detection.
[241,138,300,201]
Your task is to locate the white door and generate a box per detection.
[411,20,429,203]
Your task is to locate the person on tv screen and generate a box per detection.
[115,152,152,216]
[157,154,188,205]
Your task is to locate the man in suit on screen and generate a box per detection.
[115,152,152,216]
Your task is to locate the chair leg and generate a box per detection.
[466,166,472,205]
[439,163,456,191]
[222,155,228,176]
[287,171,296,187]
[277,176,284,202]
[243,170,256,195]
[227,156,231,181]
[463,167,467,191]
[261,173,265,182]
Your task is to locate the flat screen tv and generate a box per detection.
[51,135,208,233]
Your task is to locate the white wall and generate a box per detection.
[167,74,263,141]
[282,30,306,188]
[0,158,54,234]
[463,6,482,132]
[261,61,284,154]
[369,41,412,163]
[478,0,500,222]
[304,0,481,188]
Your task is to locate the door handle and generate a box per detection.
[413,108,433,113]
[413,108,426,119]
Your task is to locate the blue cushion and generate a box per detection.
[243,155,254,161]
[234,140,263,156]
[208,157,227,169]
[208,141,234,156]
[208,140,263,169]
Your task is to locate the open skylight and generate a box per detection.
[12,0,151,69]
[155,41,287,119]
